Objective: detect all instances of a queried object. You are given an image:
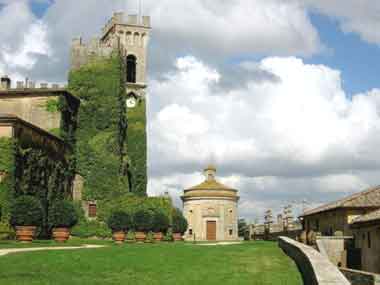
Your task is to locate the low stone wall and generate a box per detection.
[340,268,380,285]
[278,236,350,285]
[316,236,353,267]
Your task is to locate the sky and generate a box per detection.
[2,0,380,223]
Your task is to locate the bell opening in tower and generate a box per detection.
[126,54,137,83]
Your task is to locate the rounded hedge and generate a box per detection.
[107,211,132,232]
[10,196,43,227]
[133,209,153,232]
[152,210,170,233]
[172,208,188,234]
[48,200,78,228]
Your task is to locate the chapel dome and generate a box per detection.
[181,166,239,201]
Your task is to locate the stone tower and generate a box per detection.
[70,12,151,196]
[100,12,151,100]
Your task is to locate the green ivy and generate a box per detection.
[127,99,147,196]
[68,53,130,200]
[0,138,15,223]
[13,145,72,237]
[44,98,60,113]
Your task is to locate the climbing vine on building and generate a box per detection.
[127,99,147,196]
[68,53,130,200]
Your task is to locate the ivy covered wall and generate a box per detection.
[68,54,130,200]
[0,126,73,237]
[0,138,15,222]
[127,99,147,196]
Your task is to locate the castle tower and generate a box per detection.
[70,12,151,196]
[99,12,151,196]
[100,12,151,102]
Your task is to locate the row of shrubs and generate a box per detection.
[107,208,187,234]
[3,195,188,243]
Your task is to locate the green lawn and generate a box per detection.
[0,241,302,285]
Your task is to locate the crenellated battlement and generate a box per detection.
[0,76,66,91]
[101,12,151,38]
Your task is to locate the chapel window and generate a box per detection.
[229,229,233,236]
[189,229,193,235]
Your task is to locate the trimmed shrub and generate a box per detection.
[71,220,112,239]
[48,200,78,228]
[10,196,43,227]
[134,209,153,232]
[163,228,173,242]
[172,208,188,234]
[98,194,173,224]
[107,211,132,232]
[152,210,170,233]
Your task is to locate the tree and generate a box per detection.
[238,218,249,239]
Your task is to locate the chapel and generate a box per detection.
[181,165,239,241]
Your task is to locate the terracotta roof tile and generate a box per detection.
[301,185,380,217]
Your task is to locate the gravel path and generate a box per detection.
[0,244,106,256]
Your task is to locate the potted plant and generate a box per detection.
[134,209,153,242]
[152,211,169,242]
[48,200,78,242]
[10,195,43,242]
[172,208,188,242]
[107,210,131,244]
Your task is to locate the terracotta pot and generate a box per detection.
[52,227,70,243]
[112,231,126,244]
[15,226,36,243]
[153,232,163,242]
[135,231,146,242]
[299,231,307,244]
[173,233,183,241]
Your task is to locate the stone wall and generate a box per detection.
[352,224,380,273]
[278,236,350,285]
[183,198,238,241]
[304,209,378,237]
[316,236,353,267]
[0,95,61,133]
[340,268,380,285]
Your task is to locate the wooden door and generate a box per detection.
[206,221,216,241]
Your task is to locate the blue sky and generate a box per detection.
[307,12,380,97]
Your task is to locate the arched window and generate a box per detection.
[126,55,137,83]
[126,31,132,45]
[141,33,147,47]
[133,32,140,45]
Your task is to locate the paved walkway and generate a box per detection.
[0,244,106,256]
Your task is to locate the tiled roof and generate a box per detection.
[301,185,380,217]
[352,209,380,224]
[185,180,236,191]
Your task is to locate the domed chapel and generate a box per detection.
[181,165,240,241]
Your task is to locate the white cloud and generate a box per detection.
[147,55,380,220]
[149,56,380,176]
[0,1,50,82]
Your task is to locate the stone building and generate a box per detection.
[181,165,239,241]
[300,186,380,236]
[0,78,79,134]
[350,209,380,273]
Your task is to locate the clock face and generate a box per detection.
[126,97,137,108]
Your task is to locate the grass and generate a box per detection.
[0,241,302,285]
[0,237,112,248]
